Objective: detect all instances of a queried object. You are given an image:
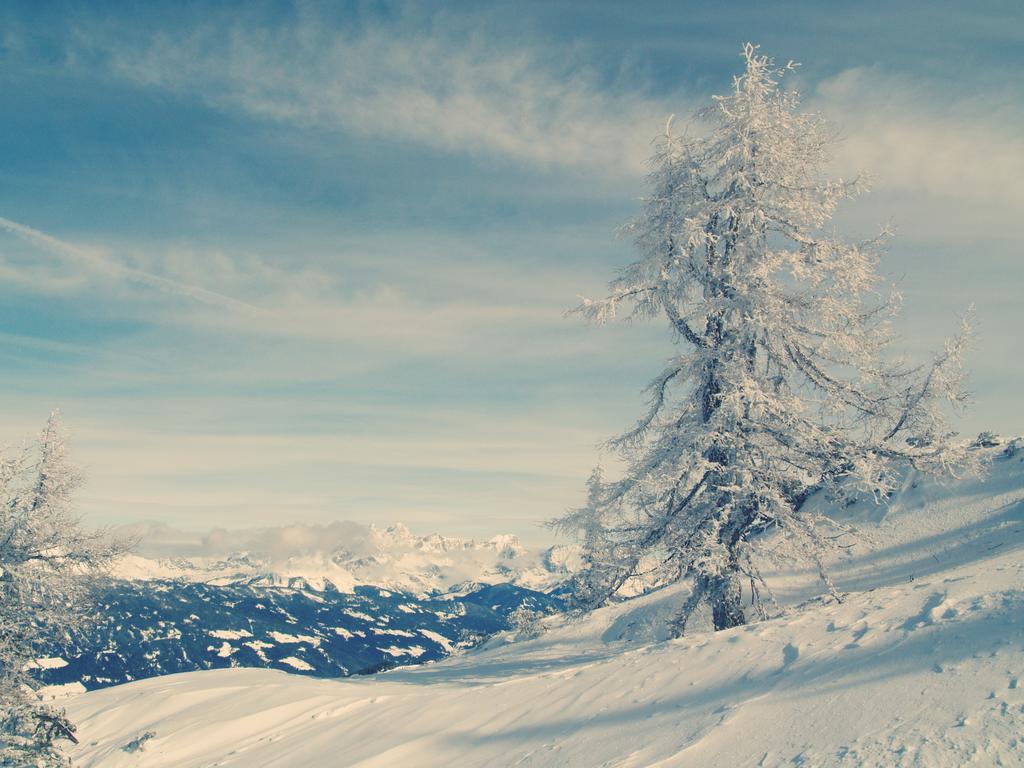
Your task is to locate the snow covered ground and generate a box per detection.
[65,443,1024,767]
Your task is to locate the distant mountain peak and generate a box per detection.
[110,520,580,595]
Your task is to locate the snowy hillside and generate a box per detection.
[65,442,1023,767]
[111,521,578,594]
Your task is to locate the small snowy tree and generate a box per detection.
[508,605,545,641]
[0,413,128,766]
[555,45,971,634]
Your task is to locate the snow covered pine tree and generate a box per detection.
[555,44,971,634]
[0,413,127,766]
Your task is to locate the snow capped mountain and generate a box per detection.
[110,521,580,595]
[62,441,1024,766]
[33,524,572,695]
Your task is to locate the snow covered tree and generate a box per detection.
[555,45,971,634]
[0,413,128,766]
[508,605,545,641]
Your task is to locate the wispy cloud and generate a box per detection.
[0,216,257,311]
[68,15,1024,235]
[810,67,1024,239]
[0,216,664,406]
[0,214,642,357]
[73,14,673,177]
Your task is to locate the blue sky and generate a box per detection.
[0,1,1021,544]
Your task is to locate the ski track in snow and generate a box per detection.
[65,448,1024,767]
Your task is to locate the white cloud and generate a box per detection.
[115,519,373,560]
[809,67,1024,240]
[77,16,673,177]
[1,215,653,375]
[0,216,257,311]
[72,17,1024,241]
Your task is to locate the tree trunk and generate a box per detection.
[703,573,745,630]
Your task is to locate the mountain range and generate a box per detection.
[35,523,575,694]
